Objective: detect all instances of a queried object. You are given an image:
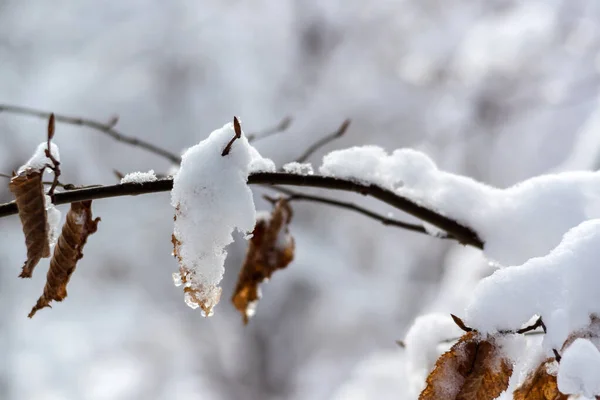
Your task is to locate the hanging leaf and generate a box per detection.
[231,198,295,324]
[9,169,50,278]
[419,332,513,400]
[28,201,100,318]
[513,358,566,400]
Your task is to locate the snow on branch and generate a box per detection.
[5,114,600,395]
[320,146,600,266]
[170,119,274,316]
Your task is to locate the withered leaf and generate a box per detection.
[29,201,100,318]
[513,359,567,400]
[9,169,50,278]
[231,198,295,324]
[419,332,513,400]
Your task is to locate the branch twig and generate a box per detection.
[44,114,61,199]
[295,119,351,163]
[0,104,181,164]
[0,173,484,249]
[246,116,292,142]
[265,186,454,240]
[396,330,546,348]
[222,117,243,156]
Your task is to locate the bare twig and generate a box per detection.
[451,314,473,332]
[516,317,544,334]
[264,186,454,240]
[0,104,181,164]
[397,330,546,349]
[295,119,351,163]
[0,173,485,249]
[246,116,292,142]
[113,170,125,181]
[44,114,61,199]
[222,117,243,156]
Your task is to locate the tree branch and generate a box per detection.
[264,186,455,240]
[295,119,351,163]
[0,173,484,249]
[246,116,292,142]
[0,104,181,164]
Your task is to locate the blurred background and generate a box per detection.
[1,0,600,399]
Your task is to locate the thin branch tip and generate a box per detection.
[265,186,453,239]
[222,117,243,156]
[295,118,351,163]
[451,314,473,332]
[246,115,293,142]
[0,104,180,163]
[48,113,55,140]
[336,119,351,137]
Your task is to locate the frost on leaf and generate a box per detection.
[513,358,567,400]
[171,232,222,317]
[29,201,100,318]
[171,120,265,316]
[232,198,295,324]
[419,332,513,400]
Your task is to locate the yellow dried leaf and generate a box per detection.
[9,169,50,278]
[513,359,567,400]
[419,332,513,400]
[29,201,100,318]
[232,198,295,324]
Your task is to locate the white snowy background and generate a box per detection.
[1,0,600,399]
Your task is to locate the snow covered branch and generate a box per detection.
[8,113,600,397]
[0,172,484,248]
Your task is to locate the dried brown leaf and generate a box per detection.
[513,359,567,400]
[419,332,513,400]
[29,201,100,317]
[9,169,50,278]
[231,198,295,324]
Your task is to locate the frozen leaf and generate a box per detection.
[29,201,100,317]
[419,332,513,400]
[171,232,222,317]
[232,198,295,324]
[513,359,567,400]
[171,121,272,316]
[9,170,51,278]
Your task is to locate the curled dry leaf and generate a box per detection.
[29,201,100,318]
[513,358,567,400]
[9,169,50,278]
[419,332,513,400]
[232,198,295,324]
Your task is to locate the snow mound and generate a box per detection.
[170,121,271,316]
